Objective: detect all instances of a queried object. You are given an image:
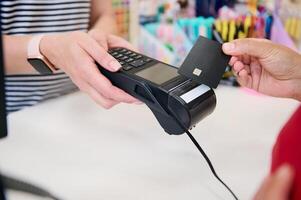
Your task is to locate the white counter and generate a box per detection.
[0,86,299,200]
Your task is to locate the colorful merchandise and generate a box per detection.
[139,27,176,64]
[144,23,193,65]
[178,17,215,42]
[112,0,130,39]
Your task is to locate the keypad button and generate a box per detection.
[124,51,132,55]
[130,52,137,57]
[143,58,152,63]
[130,59,145,67]
[115,54,123,59]
[114,48,122,52]
[108,48,153,70]
[134,55,142,59]
[122,64,132,71]
[120,56,129,61]
[111,52,119,56]
[125,58,134,63]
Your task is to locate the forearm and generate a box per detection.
[3,35,37,74]
[89,0,118,35]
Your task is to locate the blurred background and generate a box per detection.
[113,0,301,85]
[0,0,300,199]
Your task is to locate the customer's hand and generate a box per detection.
[40,30,139,109]
[222,38,301,101]
[254,164,294,200]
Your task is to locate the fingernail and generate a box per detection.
[109,60,122,71]
[223,42,235,52]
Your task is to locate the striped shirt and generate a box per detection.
[1,0,91,113]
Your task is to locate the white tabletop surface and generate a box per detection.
[0,86,299,200]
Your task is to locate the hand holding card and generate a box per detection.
[178,36,231,88]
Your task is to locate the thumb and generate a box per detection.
[222,38,273,58]
[270,164,295,200]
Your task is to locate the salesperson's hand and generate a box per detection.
[40,30,139,109]
[254,164,294,200]
[222,38,301,101]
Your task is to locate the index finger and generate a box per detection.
[85,65,139,103]
[107,35,137,51]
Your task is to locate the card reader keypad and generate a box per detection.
[108,48,154,71]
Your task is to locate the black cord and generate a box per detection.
[185,130,238,200]
[1,174,62,200]
[168,109,238,200]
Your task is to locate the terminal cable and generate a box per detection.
[169,109,239,200]
[1,174,61,200]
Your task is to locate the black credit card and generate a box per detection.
[178,36,231,88]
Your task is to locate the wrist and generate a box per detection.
[27,34,58,74]
[39,34,60,69]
